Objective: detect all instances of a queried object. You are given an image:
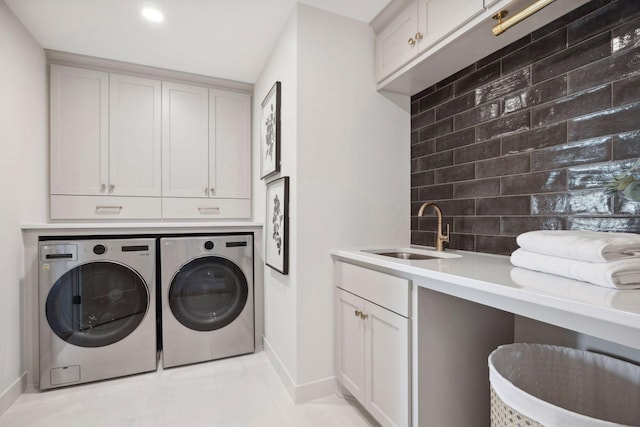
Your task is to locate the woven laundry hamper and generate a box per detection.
[488,343,640,427]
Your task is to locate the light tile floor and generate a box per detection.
[0,352,373,427]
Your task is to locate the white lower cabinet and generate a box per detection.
[335,262,410,427]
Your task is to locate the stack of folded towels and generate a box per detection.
[510,230,640,289]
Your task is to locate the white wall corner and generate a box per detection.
[264,337,336,403]
[0,372,27,417]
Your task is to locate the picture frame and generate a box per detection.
[265,176,289,275]
[260,81,281,179]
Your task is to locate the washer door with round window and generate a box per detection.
[38,239,157,390]
[160,235,254,369]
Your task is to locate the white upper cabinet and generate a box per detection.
[109,74,161,196]
[161,82,210,198]
[376,0,485,82]
[50,65,108,196]
[209,90,251,199]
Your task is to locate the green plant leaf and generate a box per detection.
[623,181,640,201]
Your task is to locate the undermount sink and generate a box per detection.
[375,251,440,260]
[361,248,462,260]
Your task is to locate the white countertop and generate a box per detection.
[331,246,640,350]
[22,221,263,231]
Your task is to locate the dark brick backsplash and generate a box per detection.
[410,0,640,255]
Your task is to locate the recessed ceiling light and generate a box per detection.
[141,5,164,22]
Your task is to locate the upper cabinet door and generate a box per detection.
[376,1,419,81]
[162,82,210,198]
[418,0,485,52]
[109,74,161,197]
[50,65,108,196]
[209,90,251,199]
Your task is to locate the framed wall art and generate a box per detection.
[260,81,281,179]
[265,176,289,274]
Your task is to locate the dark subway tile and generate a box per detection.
[454,139,501,164]
[569,217,640,233]
[411,231,434,247]
[435,163,476,183]
[476,35,531,69]
[453,217,500,234]
[417,150,454,170]
[454,102,500,131]
[502,75,567,115]
[613,131,640,160]
[454,62,501,96]
[411,130,419,146]
[476,110,530,142]
[502,122,567,155]
[568,47,640,94]
[476,235,519,256]
[411,139,435,158]
[612,16,640,54]
[532,191,611,215]
[418,118,454,141]
[418,184,454,201]
[501,216,567,235]
[435,64,476,90]
[503,28,567,75]
[411,171,435,187]
[431,199,476,216]
[411,109,435,130]
[435,128,475,152]
[436,92,475,120]
[532,84,611,128]
[532,137,612,171]
[418,215,454,230]
[501,170,567,195]
[477,153,531,178]
[411,85,435,103]
[568,159,635,190]
[411,188,419,202]
[615,195,640,215]
[477,196,531,215]
[613,74,640,106]
[568,0,640,46]
[411,100,419,116]
[568,103,640,141]
[419,85,453,112]
[454,178,501,198]
[531,0,611,41]
[448,233,476,251]
[532,32,611,84]
[475,68,531,105]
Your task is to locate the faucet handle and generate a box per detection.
[443,223,450,242]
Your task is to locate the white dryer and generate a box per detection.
[160,234,254,368]
[39,238,157,390]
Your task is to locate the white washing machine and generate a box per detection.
[38,238,157,390]
[160,234,254,368]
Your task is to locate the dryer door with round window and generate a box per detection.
[46,261,150,347]
[169,256,248,331]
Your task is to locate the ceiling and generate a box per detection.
[5,0,391,84]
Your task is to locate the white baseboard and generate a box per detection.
[0,372,26,417]
[263,336,336,404]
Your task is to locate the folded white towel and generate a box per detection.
[516,230,640,262]
[510,248,640,289]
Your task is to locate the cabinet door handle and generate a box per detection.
[209,187,215,195]
[354,310,362,317]
[100,184,106,193]
[407,37,416,46]
[95,206,123,215]
[198,207,221,215]
[204,187,209,195]
[360,312,368,320]
[415,32,423,41]
[109,184,115,193]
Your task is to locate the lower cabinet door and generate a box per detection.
[364,301,411,427]
[336,289,365,402]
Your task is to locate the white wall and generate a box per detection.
[254,4,410,401]
[0,0,47,414]
[253,7,300,391]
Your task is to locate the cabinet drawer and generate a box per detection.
[335,261,410,317]
[162,197,250,219]
[50,195,161,219]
